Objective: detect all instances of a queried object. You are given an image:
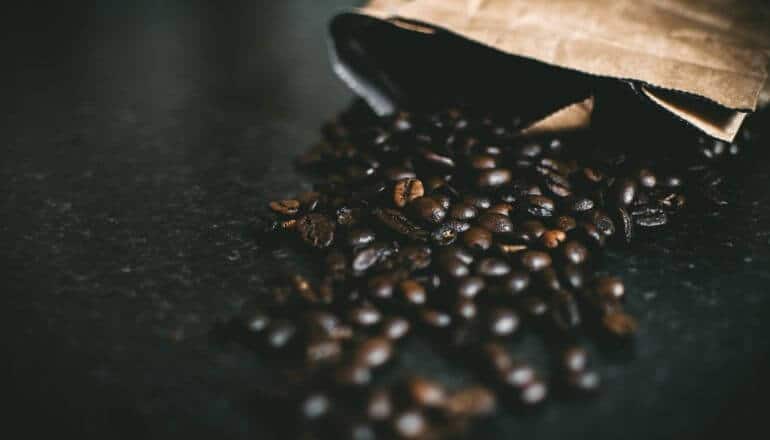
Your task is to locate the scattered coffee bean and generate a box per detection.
[393,178,425,208]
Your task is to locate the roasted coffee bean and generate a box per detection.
[470,154,497,170]
[634,208,668,227]
[392,409,427,438]
[297,213,336,248]
[400,279,427,305]
[583,167,604,183]
[445,387,496,416]
[352,243,392,272]
[348,228,376,248]
[457,276,486,298]
[637,169,657,188]
[482,342,513,372]
[541,229,566,248]
[441,257,471,278]
[269,199,300,215]
[567,370,601,393]
[556,215,577,232]
[335,362,372,387]
[349,305,382,327]
[477,212,514,233]
[538,267,562,291]
[373,208,428,241]
[368,274,396,299]
[487,203,514,217]
[382,317,411,340]
[562,263,585,290]
[409,196,447,224]
[520,250,552,272]
[476,257,512,277]
[501,362,536,388]
[367,389,393,421]
[400,245,432,270]
[244,309,270,334]
[563,240,589,264]
[441,246,475,265]
[462,226,493,251]
[521,295,549,318]
[502,271,530,295]
[520,220,546,240]
[449,202,478,221]
[300,392,331,420]
[569,197,594,213]
[464,195,492,210]
[615,207,633,243]
[430,223,458,246]
[526,195,555,217]
[611,178,637,206]
[520,379,548,405]
[430,193,452,210]
[578,222,606,247]
[488,308,520,336]
[421,309,452,328]
[420,147,455,169]
[444,219,471,233]
[602,312,638,337]
[455,298,478,320]
[590,210,616,236]
[563,346,589,372]
[407,377,447,407]
[596,276,624,301]
[384,166,417,181]
[306,337,342,364]
[393,178,425,207]
[265,320,296,349]
[550,290,581,331]
[356,337,393,368]
[477,168,512,188]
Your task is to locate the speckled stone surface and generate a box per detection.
[2,1,770,439]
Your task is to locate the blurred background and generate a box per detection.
[2,1,769,439]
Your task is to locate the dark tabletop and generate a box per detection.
[2,1,770,439]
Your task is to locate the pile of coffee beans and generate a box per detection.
[241,100,754,438]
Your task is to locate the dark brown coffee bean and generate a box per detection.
[382,316,410,340]
[578,222,606,247]
[464,195,492,210]
[488,308,519,336]
[602,312,638,337]
[583,167,604,183]
[445,387,496,416]
[563,240,589,264]
[455,298,478,320]
[482,342,513,372]
[367,389,393,421]
[487,203,514,217]
[306,337,342,364]
[569,197,594,213]
[520,220,546,240]
[457,276,486,298]
[501,361,536,388]
[521,295,549,318]
[634,208,668,227]
[444,219,471,233]
[541,229,566,248]
[520,250,552,272]
[269,199,300,215]
[556,215,577,232]
[393,178,425,208]
[348,228,376,248]
[431,223,458,246]
[335,362,372,387]
[409,196,447,224]
[430,193,452,210]
[502,270,530,294]
[407,377,447,407]
[477,168,512,188]
[615,207,633,243]
[562,263,585,290]
[590,210,616,236]
[420,147,455,169]
[373,208,428,241]
[537,267,562,291]
[567,370,601,393]
[297,213,336,248]
[349,305,382,327]
[449,202,478,221]
[550,290,581,331]
[244,310,270,333]
[400,245,432,270]
[300,392,331,420]
[520,379,548,405]
[526,195,555,217]
[476,257,512,277]
[470,154,497,170]
[611,178,637,206]
[265,320,296,349]
[663,175,683,188]
[596,276,624,301]
[392,409,427,438]
[563,346,589,372]
[356,337,393,368]
[384,166,417,181]
[421,309,452,328]
[352,243,392,272]
[637,168,657,188]
[441,246,475,265]
[462,226,493,251]
[400,279,427,305]
[442,257,470,278]
[368,274,396,299]
[477,212,514,233]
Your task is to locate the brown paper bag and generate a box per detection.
[329,0,770,141]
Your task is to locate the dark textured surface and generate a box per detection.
[2,1,770,439]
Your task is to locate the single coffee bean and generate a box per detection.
[444,386,496,416]
[521,295,549,318]
[306,337,342,364]
[615,207,633,243]
[563,346,589,372]
[367,389,393,420]
[384,166,417,181]
[373,208,429,242]
[457,276,486,298]
[634,208,668,227]
[392,409,427,438]
[550,290,581,331]
[349,305,382,327]
[520,250,552,272]
[348,228,376,248]
[393,178,425,207]
[487,203,514,217]
[611,178,637,206]
[382,316,411,340]
[470,154,497,170]
[244,309,270,333]
[520,379,548,405]
[352,243,391,272]
[563,240,589,265]
[300,392,331,420]
[589,210,616,237]
[602,312,638,337]
[501,362,536,388]
[526,195,555,217]
[297,213,336,248]
[266,320,296,349]
[482,342,513,372]
[502,270,530,295]
[420,147,455,169]
[442,257,471,278]
[444,219,471,233]
[637,168,657,188]
[537,267,562,291]
[356,337,393,368]
[400,279,427,305]
[400,245,432,270]
[520,220,546,240]
[541,229,566,248]
[556,215,577,232]
[477,168,512,188]
[477,212,514,233]
[368,274,396,299]
[431,223,458,246]
[596,276,624,301]
[421,309,452,328]
[488,308,520,336]
[407,377,447,407]
[464,195,492,210]
[441,246,475,265]
[462,226,493,251]
[456,298,478,320]
[562,263,585,290]
[430,193,452,211]
[476,257,512,277]
[567,369,601,393]
[269,199,300,215]
[335,362,372,387]
[409,196,447,224]
[569,197,594,213]
[449,202,478,221]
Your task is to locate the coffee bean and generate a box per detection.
[385,166,417,181]
[409,196,447,224]
[487,203,514,217]
[562,263,585,290]
[482,342,513,372]
[449,202,478,221]
[301,392,331,420]
[520,251,552,272]
[615,207,633,243]
[567,370,601,393]
[611,178,637,206]
[637,168,657,188]
[462,226,493,251]
[400,279,427,305]
[596,276,624,301]
[501,362,535,388]
[488,308,520,336]
[393,178,425,207]
[431,223,458,246]
[382,317,411,340]
[520,380,548,405]
[520,220,546,240]
[368,274,395,299]
[589,210,615,236]
[563,240,589,264]
[349,305,382,327]
[442,257,471,278]
[602,312,638,337]
[430,193,452,210]
[244,310,270,333]
[266,320,296,349]
[400,245,432,270]
[456,298,478,320]
[477,168,512,188]
[356,337,393,368]
[297,213,336,248]
[457,276,486,298]
[269,199,300,215]
[541,229,566,248]
[477,212,514,233]
[556,215,577,232]
[470,154,497,170]
[407,377,447,407]
[445,387,496,416]
[569,197,594,213]
[349,228,376,248]
[373,208,428,241]
[306,337,342,364]
[335,362,372,387]
[464,195,492,210]
[367,389,393,420]
[634,207,668,227]
[476,257,512,277]
[502,270,530,295]
[537,267,562,291]
[352,243,392,272]
[392,409,427,438]
[421,309,452,328]
[526,195,555,217]
[550,290,581,331]
[441,246,475,265]
[563,346,589,372]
